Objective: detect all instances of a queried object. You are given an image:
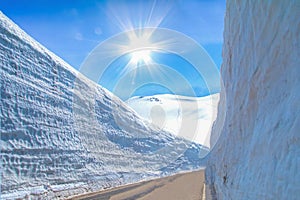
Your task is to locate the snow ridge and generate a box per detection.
[127,94,219,147]
[0,12,206,199]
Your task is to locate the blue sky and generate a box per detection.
[0,0,225,99]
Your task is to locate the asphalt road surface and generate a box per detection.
[68,170,205,200]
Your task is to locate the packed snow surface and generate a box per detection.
[127,94,219,148]
[206,1,300,199]
[0,12,207,199]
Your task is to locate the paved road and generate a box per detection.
[69,170,205,200]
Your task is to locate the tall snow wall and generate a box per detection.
[206,1,300,199]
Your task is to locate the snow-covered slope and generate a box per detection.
[0,12,207,199]
[126,94,219,148]
[206,1,300,199]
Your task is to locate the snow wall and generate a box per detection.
[0,12,206,199]
[206,1,300,199]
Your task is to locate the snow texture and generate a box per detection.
[206,1,300,199]
[127,94,219,148]
[0,12,207,199]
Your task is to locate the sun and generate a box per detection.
[130,50,152,64]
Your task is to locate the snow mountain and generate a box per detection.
[127,94,219,148]
[0,12,207,199]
